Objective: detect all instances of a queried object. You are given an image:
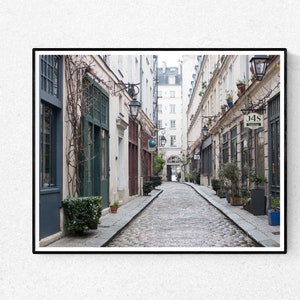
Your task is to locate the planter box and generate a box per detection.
[251,189,266,215]
[243,201,252,213]
[231,196,243,206]
[268,210,280,226]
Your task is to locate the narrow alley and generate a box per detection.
[106,182,258,247]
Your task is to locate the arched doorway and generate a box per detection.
[166,156,181,181]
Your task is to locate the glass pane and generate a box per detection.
[256,131,264,180]
[101,129,108,180]
[40,55,59,97]
[87,123,92,183]
[41,103,56,188]
[277,120,280,185]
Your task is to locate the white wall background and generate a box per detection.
[0,0,299,299]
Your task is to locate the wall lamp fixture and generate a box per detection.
[250,55,269,81]
[114,82,141,119]
[160,135,167,147]
[200,115,217,137]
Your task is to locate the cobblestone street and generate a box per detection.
[107,182,258,247]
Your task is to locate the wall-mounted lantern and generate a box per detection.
[250,55,269,81]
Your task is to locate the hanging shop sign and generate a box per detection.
[148,139,156,148]
[193,154,200,160]
[244,113,263,129]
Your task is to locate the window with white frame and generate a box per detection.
[170,90,175,98]
[158,104,162,113]
[169,76,175,85]
[157,120,162,129]
[170,104,176,114]
[170,120,176,129]
[170,135,176,146]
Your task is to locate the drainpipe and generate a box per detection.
[140,55,143,107]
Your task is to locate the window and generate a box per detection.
[41,102,57,188]
[170,120,176,129]
[158,90,162,97]
[170,91,175,98]
[158,104,162,113]
[255,129,265,181]
[170,135,176,147]
[230,126,237,162]
[223,132,229,163]
[170,104,176,114]
[41,55,59,97]
[83,78,109,129]
[157,120,162,129]
[240,121,249,183]
[40,55,62,190]
[169,76,175,85]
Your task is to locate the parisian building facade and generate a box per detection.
[38,53,157,246]
[157,62,183,181]
[186,54,281,212]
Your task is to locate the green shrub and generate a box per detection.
[211,179,220,192]
[176,172,181,182]
[153,154,165,175]
[62,196,102,233]
[143,181,153,195]
[150,176,162,188]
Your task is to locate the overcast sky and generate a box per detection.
[157,52,182,68]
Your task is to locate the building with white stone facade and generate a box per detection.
[157,62,183,181]
[37,52,156,246]
[187,52,282,213]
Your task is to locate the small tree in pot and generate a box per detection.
[250,172,267,215]
[221,162,243,206]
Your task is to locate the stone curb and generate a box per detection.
[47,188,163,248]
[184,182,280,247]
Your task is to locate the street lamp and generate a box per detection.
[201,125,209,137]
[200,115,216,138]
[250,55,269,81]
[114,82,141,119]
[160,135,167,147]
[128,97,141,119]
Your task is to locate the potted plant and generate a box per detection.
[226,92,233,108]
[240,185,252,212]
[268,197,280,226]
[220,162,243,206]
[62,196,102,233]
[236,80,246,95]
[221,104,227,115]
[211,178,220,194]
[250,173,267,215]
[207,118,212,127]
[143,181,153,195]
[110,200,120,213]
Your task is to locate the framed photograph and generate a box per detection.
[33,48,286,254]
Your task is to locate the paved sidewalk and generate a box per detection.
[184,182,280,247]
[47,182,280,249]
[48,189,162,248]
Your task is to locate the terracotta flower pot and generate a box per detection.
[110,205,118,213]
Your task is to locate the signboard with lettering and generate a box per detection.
[244,113,263,129]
